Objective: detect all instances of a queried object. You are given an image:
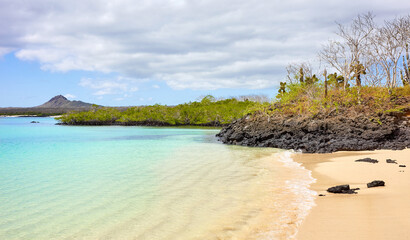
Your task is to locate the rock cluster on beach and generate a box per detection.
[217,112,410,153]
[326,180,386,194]
[324,157,408,195]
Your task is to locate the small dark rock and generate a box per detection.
[399,165,406,167]
[355,158,379,164]
[386,159,397,164]
[328,184,349,193]
[318,194,326,197]
[367,180,385,188]
[30,121,39,123]
[327,184,358,194]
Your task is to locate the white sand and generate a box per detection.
[295,149,410,240]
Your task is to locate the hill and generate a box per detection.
[36,95,92,108]
[0,95,94,116]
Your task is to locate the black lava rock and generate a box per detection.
[386,159,398,164]
[355,158,379,164]
[327,185,359,194]
[367,180,385,188]
[216,112,410,153]
[399,165,406,167]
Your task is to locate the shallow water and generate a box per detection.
[0,117,315,239]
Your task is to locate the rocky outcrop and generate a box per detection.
[216,112,410,153]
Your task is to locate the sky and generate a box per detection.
[1,0,409,107]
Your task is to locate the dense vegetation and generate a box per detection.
[57,95,266,126]
[270,81,410,118]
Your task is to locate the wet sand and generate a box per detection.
[294,149,410,240]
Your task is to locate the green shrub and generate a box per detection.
[58,97,264,125]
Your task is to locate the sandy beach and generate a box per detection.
[294,149,410,240]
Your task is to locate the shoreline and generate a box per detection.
[293,149,410,239]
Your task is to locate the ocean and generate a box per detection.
[0,117,315,239]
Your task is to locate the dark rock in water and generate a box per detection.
[367,180,385,188]
[399,165,406,167]
[327,185,359,194]
[30,121,39,123]
[355,158,379,164]
[386,159,398,164]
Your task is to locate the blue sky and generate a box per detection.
[0,0,409,107]
[0,52,276,107]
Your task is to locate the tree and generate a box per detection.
[327,73,345,89]
[200,95,216,105]
[393,15,410,86]
[319,12,375,89]
[286,62,313,84]
[366,16,408,88]
[350,61,366,87]
[401,43,410,85]
[324,69,328,98]
[319,40,351,88]
[278,82,286,95]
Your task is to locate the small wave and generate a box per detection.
[260,150,317,240]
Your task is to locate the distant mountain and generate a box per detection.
[0,95,95,116]
[37,95,93,108]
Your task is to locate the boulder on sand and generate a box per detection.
[355,158,378,164]
[386,159,398,164]
[367,180,385,188]
[327,184,359,194]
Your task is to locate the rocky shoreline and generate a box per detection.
[216,112,410,153]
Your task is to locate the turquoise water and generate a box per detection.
[0,117,314,239]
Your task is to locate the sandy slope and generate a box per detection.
[294,149,410,240]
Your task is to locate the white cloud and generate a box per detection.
[0,0,409,89]
[79,77,138,95]
[0,47,12,57]
[152,84,160,89]
[64,94,76,99]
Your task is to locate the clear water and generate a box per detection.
[0,117,315,239]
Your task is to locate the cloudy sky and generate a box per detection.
[0,0,409,107]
